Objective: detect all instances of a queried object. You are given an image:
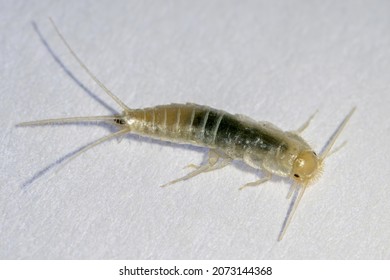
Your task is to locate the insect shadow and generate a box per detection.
[24,21,207,188]
[22,22,115,188]
[31,21,117,115]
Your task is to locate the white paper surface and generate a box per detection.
[1,0,390,259]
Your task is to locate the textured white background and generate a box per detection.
[1,0,390,259]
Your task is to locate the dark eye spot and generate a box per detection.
[294,174,300,178]
[313,151,317,156]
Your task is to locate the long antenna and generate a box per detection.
[278,185,306,241]
[278,107,356,241]
[320,107,356,161]
[49,17,130,111]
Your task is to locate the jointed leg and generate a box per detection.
[160,149,232,187]
[239,171,272,190]
[296,110,318,133]
[326,140,347,157]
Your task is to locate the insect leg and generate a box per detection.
[160,149,232,187]
[182,149,224,170]
[324,140,347,158]
[239,171,272,190]
[295,110,318,133]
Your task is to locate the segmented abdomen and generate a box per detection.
[125,103,286,158]
[126,103,224,147]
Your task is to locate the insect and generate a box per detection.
[18,19,355,241]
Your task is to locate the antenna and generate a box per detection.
[278,107,356,241]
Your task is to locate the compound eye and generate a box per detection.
[294,174,300,178]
